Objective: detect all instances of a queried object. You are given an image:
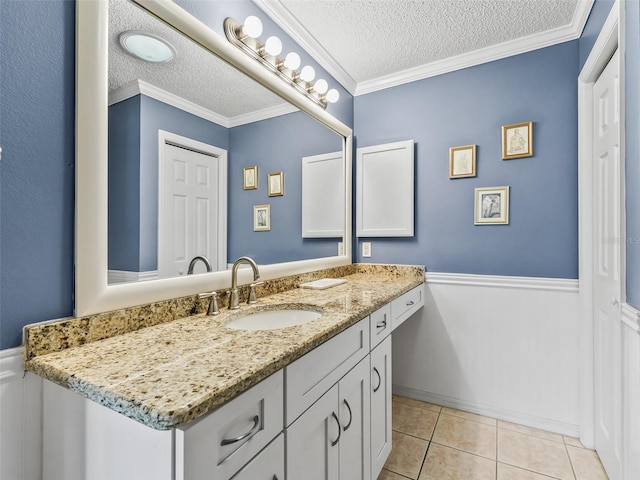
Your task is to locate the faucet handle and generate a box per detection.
[247,281,265,304]
[199,291,220,316]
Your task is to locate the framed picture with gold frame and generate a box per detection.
[254,204,270,231]
[449,144,476,178]
[502,121,533,159]
[268,171,284,196]
[474,186,509,225]
[243,166,258,190]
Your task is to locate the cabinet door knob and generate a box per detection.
[220,415,260,446]
[330,412,341,446]
[342,399,353,431]
[373,367,382,393]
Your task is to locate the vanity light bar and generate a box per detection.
[224,17,339,109]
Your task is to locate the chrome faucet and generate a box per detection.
[229,257,260,309]
[187,255,212,274]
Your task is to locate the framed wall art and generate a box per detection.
[502,121,533,159]
[474,186,509,225]
[254,204,270,231]
[268,171,284,196]
[449,144,476,178]
[243,166,258,190]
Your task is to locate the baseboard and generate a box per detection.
[392,385,581,438]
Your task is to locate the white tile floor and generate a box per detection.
[379,396,609,480]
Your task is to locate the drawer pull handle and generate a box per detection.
[342,399,353,431]
[373,367,382,393]
[220,415,260,446]
[406,300,415,306]
[376,319,387,330]
[331,412,341,446]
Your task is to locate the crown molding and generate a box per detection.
[107,79,299,128]
[108,79,231,127]
[253,0,358,95]
[255,0,594,97]
[228,102,299,127]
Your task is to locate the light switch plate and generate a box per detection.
[362,242,371,257]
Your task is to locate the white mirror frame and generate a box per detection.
[76,0,352,316]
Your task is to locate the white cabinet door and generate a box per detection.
[338,358,371,480]
[287,384,340,480]
[370,336,392,479]
[231,434,284,480]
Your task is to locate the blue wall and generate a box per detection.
[0,0,75,349]
[108,94,229,272]
[354,41,580,278]
[624,0,640,308]
[228,111,343,264]
[109,96,142,272]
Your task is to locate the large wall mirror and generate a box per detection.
[76,0,352,316]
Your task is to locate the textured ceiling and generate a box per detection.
[109,0,286,120]
[261,0,590,93]
[109,0,591,117]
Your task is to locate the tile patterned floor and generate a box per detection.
[379,396,609,480]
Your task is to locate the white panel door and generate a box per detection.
[159,141,221,278]
[593,48,622,480]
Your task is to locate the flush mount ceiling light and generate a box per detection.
[224,16,339,109]
[119,31,176,63]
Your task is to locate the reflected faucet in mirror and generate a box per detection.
[187,256,212,275]
[229,257,260,309]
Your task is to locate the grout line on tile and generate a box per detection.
[497,461,565,480]
[564,442,579,480]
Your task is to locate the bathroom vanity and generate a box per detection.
[26,266,424,480]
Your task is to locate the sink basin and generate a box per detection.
[225,307,323,331]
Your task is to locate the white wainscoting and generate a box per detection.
[0,347,43,480]
[392,272,581,436]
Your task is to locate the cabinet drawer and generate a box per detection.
[230,433,284,480]
[391,284,425,331]
[285,317,370,426]
[175,371,284,480]
[370,304,392,349]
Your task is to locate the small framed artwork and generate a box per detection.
[243,166,258,190]
[502,121,533,159]
[268,171,284,196]
[253,204,270,231]
[449,144,476,178]
[475,186,509,225]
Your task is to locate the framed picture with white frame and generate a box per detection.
[474,186,509,225]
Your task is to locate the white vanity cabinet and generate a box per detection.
[40,285,425,480]
[286,357,371,480]
[42,371,284,480]
[391,283,425,331]
[175,371,284,480]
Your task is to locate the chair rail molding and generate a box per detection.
[425,272,579,293]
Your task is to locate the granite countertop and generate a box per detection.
[25,268,423,430]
